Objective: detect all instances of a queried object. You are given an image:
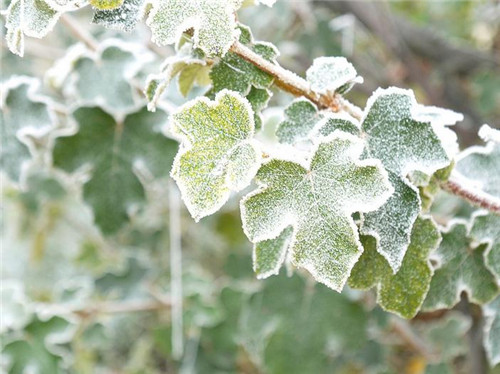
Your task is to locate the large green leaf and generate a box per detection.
[241,133,393,291]
[349,216,440,318]
[171,90,260,221]
[361,88,453,272]
[4,0,60,57]
[146,0,242,56]
[422,220,499,311]
[53,106,178,234]
[1,77,56,183]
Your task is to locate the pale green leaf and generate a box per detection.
[361,88,453,272]
[1,77,56,182]
[253,226,293,279]
[241,133,393,291]
[454,124,500,203]
[483,295,500,367]
[470,211,500,280]
[55,41,148,114]
[306,56,363,95]
[4,0,60,57]
[93,0,149,32]
[146,0,242,56]
[349,216,440,318]
[53,106,178,234]
[171,90,261,221]
[422,220,499,311]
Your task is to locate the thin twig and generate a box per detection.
[391,317,435,361]
[230,41,361,120]
[67,299,171,318]
[60,14,98,52]
[442,175,500,215]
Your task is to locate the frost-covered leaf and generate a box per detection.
[454,124,500,203]
[146,0,242,56]
[4,0,60,57]
[53,106,178,234]
[275,98,322,144]
[208,24,277,129]
[483,295,500,367]
[90,0,122,10]
[253,226,293,279]
[241,132,393,291]
[349,216,440,318]
[92,0,148,32]
[470,211,500,280]
[361,88,453,272]
[422,220,499,311]
[306,56,363,95]
[53,41,148,114]
[1,77,56,183]
[171,91,260,221]
[145,41,209,110]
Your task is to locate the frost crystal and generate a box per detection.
[360,87,453,272]
[422,220,499,311]
[146,0,243,56]
[171,91,261,221]
[5,0,60,57]
[241,132,393,291]
[306,56,363,95]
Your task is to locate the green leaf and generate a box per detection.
[422,220,499,311]
[90,0,122,10]
[306,56,363,95]
[92,0,149,32]
[4,0,60,57]
[470,211,500,281]
[241,133,393,291]
[1,77,56,182]
[55,41,147,114]
[454,124,500,203]
[275,98,360,144]
[145,41,209,110]
[253,226,293,279]
[349,216,440,318]
[171,90,261,221]
[360,88,453,272]
[146,0,243,56]
[246,87,271,130]
[53,106,178,234]
[483,295,500,367]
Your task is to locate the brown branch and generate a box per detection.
[71,298,171,318]
[441,176,500,215]
[230,41,361,120]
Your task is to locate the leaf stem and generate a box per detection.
[230,41,361,120]
[60,14,99,52]
[441,174,500,215]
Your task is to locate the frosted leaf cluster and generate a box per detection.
[171,91,261,221]
[349,216,440,318]
[422,219,499,311]
[146,0,243,56]
[241,133,393,291]
[306,56,363,95]
[360,88,453,272]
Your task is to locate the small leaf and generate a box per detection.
[483,295,500,367]
[146,0,242,56]
[93,0,149,32]
[469,211,500,280]
[306,56,363,95]
[4,0,60,57]
[349,216,440,318]
[53,106,178,234]
[171,90,261,221]
[422,220,499,311]
[454,124,500,203]
[1,77,56,182]
[361,88,453,272]
[241,133,393,291]
[90,0,123,10]
[275,98,322,144]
